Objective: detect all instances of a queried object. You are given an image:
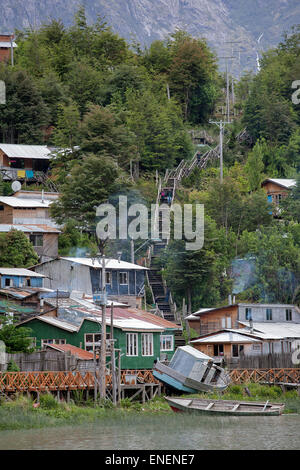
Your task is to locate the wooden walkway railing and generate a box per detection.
[230,368,300,385]
[0,370,158,393]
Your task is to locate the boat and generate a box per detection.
[153,345,230,393]
[165,397,285,416]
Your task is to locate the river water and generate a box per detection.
[0,413,299,450]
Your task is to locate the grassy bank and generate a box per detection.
[1,384,300,431]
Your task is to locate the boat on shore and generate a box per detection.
[153,345,230,393]
[165,396,285,416]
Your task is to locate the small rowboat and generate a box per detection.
[165,397,285,416]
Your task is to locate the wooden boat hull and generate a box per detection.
[165,397,285,416]
[153,361,229,393]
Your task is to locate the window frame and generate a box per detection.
[119,271,128,285]
[266,308,273,321]
[141,333,154,357]
[126,333,138,356]
[160,334,174,352]
[245,307,252,321]
[286,309,292,321]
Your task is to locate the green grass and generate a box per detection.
[1,385,299,431]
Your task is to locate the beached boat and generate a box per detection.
[153,345,230,393]
[165,397,285,416]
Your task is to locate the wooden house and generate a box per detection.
[0,35,16,63]
[0,144,53,181]
[0,268,44,289]
[187,303,300,336]
[191,329,262,363]
[191,321,300,365]
[16,306,180,369]
[261,178,296,206]
[0,224,60,262]
[31,257,148,308]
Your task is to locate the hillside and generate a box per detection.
[1,0,300,72]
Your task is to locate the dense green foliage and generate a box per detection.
[0,7,299,311]
[0,230,39,268]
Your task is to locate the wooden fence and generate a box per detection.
[0,370,158,393]
[1,351,91,372]
[230,368,300,385]
[228,353,300,370]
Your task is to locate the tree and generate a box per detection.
[167,33,219,123]
[0,323,34,353]
[0,230,39,267]
[245,140,265,191]
[0,66,50,143]
[50,154,122,229]
[80,104,138,171]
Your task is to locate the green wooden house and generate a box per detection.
[17,310,179,370]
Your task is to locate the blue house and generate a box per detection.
[31,257,147,309]
[0,268,45,288]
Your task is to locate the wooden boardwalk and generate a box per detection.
[230,368,300,385]
[0,369,158,393]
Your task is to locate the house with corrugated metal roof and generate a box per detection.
[0,35,17,63]
[31,257,148,308]
[0,144,53,181]
[262,178,296,209]
[16,304,180,369]
[0,268,45,289]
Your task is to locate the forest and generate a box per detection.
[0,7,299,313]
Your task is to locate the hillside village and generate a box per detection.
[0,9,299,406]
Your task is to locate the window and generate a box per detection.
[286,309,292,321]
[213,344,224,356]
[245,308,252,321]
[24,278,31,287]
[5,278,12,287]
[119,272,128,285]
[41,338,66,347]
[142,333,153,356]
[84,333,101,352]
[232,344,244,357]
[266,308,272,321]
[160,335,174,351]
[252,344,261,351]
[106,271,112,285]
[226,316,232,328]
[30,234,43,247]
[0,205,4,211]
[126,333,138,356]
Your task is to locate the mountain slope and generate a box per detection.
[1,0,300,71]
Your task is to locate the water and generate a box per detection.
[0,413,300,450]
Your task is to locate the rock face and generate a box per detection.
[1,0,300,71]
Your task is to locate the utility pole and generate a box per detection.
[99,251,107,400]
[110,303,117,405]
[10,35,14,67]
[209,120,231,184]
[131,239,135,264]
[219,56,235,122]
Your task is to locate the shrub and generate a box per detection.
[39,394,59,410]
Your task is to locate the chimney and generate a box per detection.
[228,294,232,305]
[40,298,44,311]
[233,295,236,304]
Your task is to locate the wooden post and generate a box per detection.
[118,349,121,404]
[111,303,117,406]
[93,348,97,404]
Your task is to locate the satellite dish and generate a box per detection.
[11,181,21,193]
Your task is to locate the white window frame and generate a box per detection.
[84,333,101,352]
[160,334,174,351]
[119,272,128,285]
[142,333,153,356]
[126,333,138,356]
[41,338,66,348]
